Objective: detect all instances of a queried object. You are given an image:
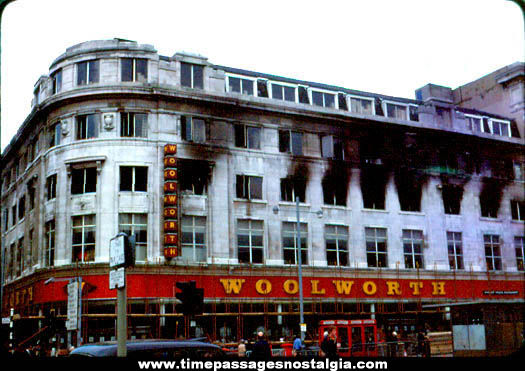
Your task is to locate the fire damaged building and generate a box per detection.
[1,39,523,350]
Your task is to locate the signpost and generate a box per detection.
[66,281,79,331]
[109,233,134,357]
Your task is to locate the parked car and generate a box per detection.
[69,339,225,358]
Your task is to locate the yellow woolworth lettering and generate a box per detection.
[332,280,354,295]
[219,279,246,294]
[255,279,272,295]
[164,144,177,155]
[283,279,299,294]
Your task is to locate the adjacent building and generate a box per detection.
[1,39,523,349]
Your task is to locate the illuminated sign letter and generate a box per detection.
[283,279,299,294]
[362,281,377,296]
[219,279,246,295]
[255,279,272,295]
[164,195,178,205]
[164,144,177,155]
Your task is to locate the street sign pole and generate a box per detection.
[296,197,305,342]
[77,277,82,347]
[117,271,127,357]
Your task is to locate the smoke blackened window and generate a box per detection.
[180,160,210,195]
[257,79,269,98]
[298,87,310,104]
[181,116,206,143]
[279,130,303,156]
[442,184,463,215]
[71,167,97,195]
[510,200,525,221]
[234,124,261,149]
[395,169,424,212]
[479,178,505,218]
[360,165,387,210]
[236,175,263,200]
[280,177,306,203]
[338,93,348,111]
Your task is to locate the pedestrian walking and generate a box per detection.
[238,339,246,357]
[321,327,338,358]
[293,334,302,356]
[252,331,272,359]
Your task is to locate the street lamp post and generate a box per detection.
[296,197,305,343]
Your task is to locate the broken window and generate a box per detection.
[236,175,263,200]
[311,90,336,108]
[374,98,384,116]
[76,114,99,140]
[234,124,261,149]
[466,115,482,132]
[18,196,25,220]
[280,177,306,203]
[121,58,148,82]
[71,167,97,194]
[119,166,148,192]
[282,222,308,265]
[28,181,36,210]
[237,219,264,264]
[16,237,24,276]
[46,174,57,200]
[180,160,210,195]
[121,112,147,138]
[511,200,525,221]
[395,169,423,212]
[403,229,424,269]
[77,60,100,85]
[360,165,387,210]
[321,135,344,160]
[270,83,296,102]
[298,86,310,104]
[484,234,501,271]
[365,227,387,268]
[257,79,269,97]
[479,178,504,218]
[181,116,206,143]
[279,130,303,156]
[227,75,254,95]
[409,105,419,121]
[325,225,348,266]
[350,97,374,115]
[447,232,463,270]
[442,184,463,215]
[181,62,203,89]
[322,169,347,206]
[338,93,348,111]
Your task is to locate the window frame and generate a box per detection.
[119,166,148,192]
[181,215,207,262]
[236,175,263,201]
[489,118,511,137]
[347,95,375,115]
[71,167,98,195]
[49,122,61,148]
[282,222,308,265]
[76,114,99,140]
[180,62,204,89]
[51,69,62,94]
[181,116,206,143]
[309,88,338,109]
[484,234,502,271]
[226,73,256,96]
[237,219,264,264]
[234,123,261,150]
[280,177,306,203]
[77,59,100,86]
[511,200,524,221]
[515,236,524,271]
[119,213,148,262]
[447,231,464,270]
[465,114,483,133]
[121,58,148,83]
[279,129,303,156]
[321,135,344,160]
[120,112,148,138]
[365,227,388,268]
[325,225,349,267]
[383,100,417,121]
[46,174,57,200]
[269,81,298,103]
[45,220,55,267]
[402,229,424,269]
[72,214,96,263]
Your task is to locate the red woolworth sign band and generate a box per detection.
[163,144,179,258]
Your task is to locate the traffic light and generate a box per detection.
[175,281,204,315]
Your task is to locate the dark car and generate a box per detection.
[69,339,225,358]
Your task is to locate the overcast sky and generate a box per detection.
[1,0,523,151]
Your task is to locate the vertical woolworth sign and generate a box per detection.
[163,144,179,258]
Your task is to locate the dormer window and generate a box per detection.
[311,89,336,109]
[490,119,510,137]
[227,74,255,95]
[270,82,296,102]
[349,96,374,115]
[181,62,203,89]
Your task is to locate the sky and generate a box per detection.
[1,0,523,152]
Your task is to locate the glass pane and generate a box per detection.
[247,127,261,149]
[272,84,283,100]
[238,247,250,263]
[234,124,245,147]
[135,59,148,82]
[252,235,263,247]
[181,63,192,87]
[135,167,148,192]
[119,213,132,225]
[242,79,253,95]
[312,91,323,106]
[87,114,98,138]
[135,114,147,137]
[325,94,335,108]
[182,232,193,244]
[121,58,133,82]
[238,233,250,246]
[72,231,82,245]
[284,86,295,102]
[77,62,87,85]
[85,229,96,244]
[193,65,203,89]
[193,119,206,143]
[89,60,99,83]
[229,77,241,93]
[249,177,262,199]
[339,251,348,266]
[136,245,146,261]
[291,132,303,156]
[195,231,205,245]
[252,248,263,263]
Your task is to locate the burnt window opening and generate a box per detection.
[257,79,269,98]
[374,98,384,116]
[395,169,424,212]
[234,124,261,149]
[281,177,306,203]
[361,165,388,210]
[236,175,263,200]
[11,205,16,226]
[510,200,525,221]
[18,195,26,220]
[180,160,211,196]
[482,118,491,133]
[181,116,206,143]
[119,166,148,192]
[409,105,419,121]
[479,178,505,218]
[322,170,348,206]
[442,184,464,215]
[321,135,344,160]
[298,86,310,104]
[71,167,97,195]
[279,130,303,156]
[338,93,348,111]
[28,181,36,210]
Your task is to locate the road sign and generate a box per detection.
[66,281,79,330]
[300,323,307,332]
[1,317,10,325]
[109,235,126,268]
[109,268,126,289]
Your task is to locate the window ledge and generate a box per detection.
[398,211,425,216]
[279,201,310,207]
[361,208,389,214]
[233,198,267,204]
[321,205,349,211]
[511,219,524,224]
[444,213,462,217]
[479,217,502,222]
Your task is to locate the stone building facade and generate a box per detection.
[1,39,523,345]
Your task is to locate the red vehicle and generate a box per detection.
[319,319,378,357]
